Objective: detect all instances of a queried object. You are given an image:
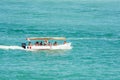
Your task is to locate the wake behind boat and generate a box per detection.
[21,37,72,50]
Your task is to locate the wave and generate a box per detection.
[68,37,120,41]
[0,45,23,50]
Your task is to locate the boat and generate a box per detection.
[21,37,72,50]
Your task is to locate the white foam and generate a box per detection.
[0,45,23,50]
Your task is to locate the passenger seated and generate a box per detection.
[48,42,52,46]
[39,41,43,46]
[35,41,39,46]
[53,41,58,46]
[63,41,67,44]
[28,42,32,49]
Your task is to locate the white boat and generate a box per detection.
[21,37,72,50]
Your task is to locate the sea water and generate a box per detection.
[0,0,120,80]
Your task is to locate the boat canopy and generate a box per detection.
[26,37,66,41]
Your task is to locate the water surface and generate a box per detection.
[0,0,120,80]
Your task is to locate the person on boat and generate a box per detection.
[53,41,58,46]
[39,41,43,46]
[63,41,67,44]
[28,42,32,49]
[35,41,39,46]
[48,42,52,46]
[44,40,48,46]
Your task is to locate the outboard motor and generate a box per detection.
[21,43,26,49]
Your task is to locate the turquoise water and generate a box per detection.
[0,0,120,79]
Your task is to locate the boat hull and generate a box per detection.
[25,43,72,50]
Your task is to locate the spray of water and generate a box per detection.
[0,45,24,50]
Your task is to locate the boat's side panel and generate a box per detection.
[26,43,72,50]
